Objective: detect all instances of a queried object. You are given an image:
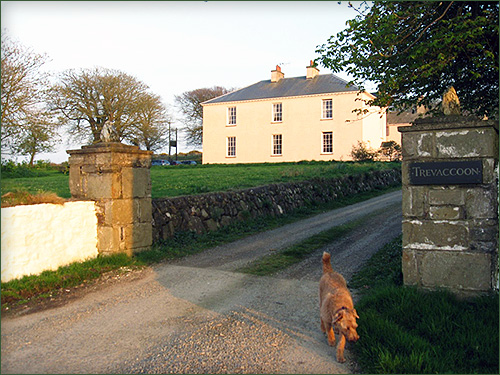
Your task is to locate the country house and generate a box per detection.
[201,62,387,164]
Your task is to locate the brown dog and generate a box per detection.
[319,252,359,363]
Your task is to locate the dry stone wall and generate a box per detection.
[152,168,401,241]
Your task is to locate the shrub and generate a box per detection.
[351,141,378,161]
[379,141,402,161]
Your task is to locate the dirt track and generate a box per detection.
[1,190,402,374]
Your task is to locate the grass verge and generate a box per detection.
[351,236,499,374]
[237,216,369,276]
[1,254,142,308]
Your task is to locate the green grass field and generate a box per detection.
[1,161,400,199]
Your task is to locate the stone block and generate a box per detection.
[436,128,498,159]
[470,221,498,243]
[187,216,205,234]
[97,226,119,254]
[402,220,469,250]
[122,168,151,198]
[428,187,465,206]
[402,249,420,286]
[87,174,113,199]
[118,223,152,254]
[204,218,219,232]
[402,132,433,159]
[107,199,134,225]
[81,164,98,174]
[134,198,152,223]
[402,186,426,218]
[132,222,153,250]
[95,152,113,167]
[429,206,462,220]
[466,188,497,219]
[420,251,492,291]
[69,169,86,198]
[482,158,498,184]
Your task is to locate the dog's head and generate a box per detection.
[333,307,359,342]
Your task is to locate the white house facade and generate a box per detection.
[201,63,386,164]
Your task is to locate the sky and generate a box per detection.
[1,0,361,163]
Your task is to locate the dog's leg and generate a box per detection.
[325,323,336,347]
[321,318,326,333]
[336,334,346,363]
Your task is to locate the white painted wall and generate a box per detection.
[1,201,98,282]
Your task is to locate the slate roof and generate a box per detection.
[203,74,359,104]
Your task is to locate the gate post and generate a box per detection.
[67,142,153,256]
[399,116,498,295]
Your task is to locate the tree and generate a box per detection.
[175,86,233,146]
[132,93,172,152]
[316,1,499,119]
[51,67,153,144]
[1,34,59,160]
[14,118,60,166]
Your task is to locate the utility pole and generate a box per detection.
[168,122,172,159]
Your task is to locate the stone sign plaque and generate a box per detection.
[409,160,483,185]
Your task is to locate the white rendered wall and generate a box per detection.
[1,201,98,282]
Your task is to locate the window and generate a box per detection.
[322,132,333,154]
[322,99,333,119]
[272,103,282,122]
[227,107,236,125]
[272,134,282,156]
[227,136,236,157]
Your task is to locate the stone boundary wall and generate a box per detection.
[1,201,98,282]
[152,168,401,242]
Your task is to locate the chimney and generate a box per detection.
[306,60,319,79]
[271,65,284,82]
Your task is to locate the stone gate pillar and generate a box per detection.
[67,142,153,256]
[399,117,498,295]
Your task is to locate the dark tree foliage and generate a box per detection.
[316,1,499,119]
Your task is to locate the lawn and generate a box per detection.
[350,236,499,374]
[1,161,401,199]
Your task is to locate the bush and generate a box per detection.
[351,141,402,162]
[0,160,67,178]
[351,141,378,161]
[379,141,402,161]
[1,160,44,178]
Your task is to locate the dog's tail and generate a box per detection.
[322,252,334,274]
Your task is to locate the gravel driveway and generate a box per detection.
[1,190,402,374]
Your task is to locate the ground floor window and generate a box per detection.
[272,134,282,156]
[227,136,236,157]
[322,131,333,154]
